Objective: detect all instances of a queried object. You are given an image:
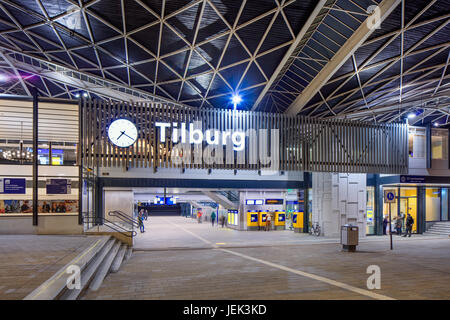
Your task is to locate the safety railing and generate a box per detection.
[82,214,137,238]
[108,210,140,228]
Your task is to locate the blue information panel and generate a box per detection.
[46,179,71,194]
[0,178,26,194]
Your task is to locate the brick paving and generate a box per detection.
[0,235,102,300]
[83,217,450,300]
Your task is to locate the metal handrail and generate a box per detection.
[108,210,139,228]
[83,215,137,238]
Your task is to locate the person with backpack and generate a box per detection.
[211,211,216,227]
[138,210,145,233]
[403,213,414,237]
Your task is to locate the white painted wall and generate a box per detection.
[312,173,366,238]
[103,189,134,222]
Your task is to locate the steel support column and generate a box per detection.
[32,87,38,226]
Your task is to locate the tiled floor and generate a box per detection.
[83,217,450,300]
[0,234,102,300]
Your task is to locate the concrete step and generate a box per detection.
[123,246,133,263]
[426,231,450,235]
[429,227,450,232]
[89,240,121,291]
[110,244,127,273]
[60,238,116,300]
[23,236,111,300]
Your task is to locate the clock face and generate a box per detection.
[108,119,138,147]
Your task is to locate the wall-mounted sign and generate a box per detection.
[400,175,426,183]
[154,196,177,205]
[384,190,396,203]
[246,199,264,205]
[0,178,26,194]
[46,179,71,194]
[265,199,283,205]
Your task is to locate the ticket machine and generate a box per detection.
[292,211,304,233]
[274,210,286,230]
[247,211,259,231]
[258,210,268,230]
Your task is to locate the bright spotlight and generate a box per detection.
[407,113,416,119]
[231,94,242,105]
[434,122,439,127]
[83,92,88,97]
[74,93,80,98]
[0,74,8,82]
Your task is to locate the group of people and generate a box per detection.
[137,208,148,233]
[197,210,226,228]
[383,212,414,237]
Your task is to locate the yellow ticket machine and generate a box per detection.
[258,210,268,230]
[247,211,259,231]
[293,211,304,233]
[274,211,286,230]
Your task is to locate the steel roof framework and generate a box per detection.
[0,0,447,127]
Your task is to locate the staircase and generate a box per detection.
[426,221,450,236]
[24,236,133,300]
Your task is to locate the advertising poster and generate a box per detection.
[4,200,21,213]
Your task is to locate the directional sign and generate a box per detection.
[384,190,396,203]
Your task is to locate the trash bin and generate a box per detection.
[341,225,359,252]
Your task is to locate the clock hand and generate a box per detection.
[122,132,135,140]
[116,131,125,140]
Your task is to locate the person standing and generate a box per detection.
[383,216,388,235]
[265,213,272,231]
[220,215,226,228]
[403,213,414,237]
[144,209,148,221]
[211,211,216,227]
[197,210,203,223]
[138,210,145,233]
[396,212,405,235]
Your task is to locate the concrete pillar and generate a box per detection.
[312,173,367,238]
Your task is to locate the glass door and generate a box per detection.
[400,187,418,233]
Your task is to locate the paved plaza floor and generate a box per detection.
[83,216,450,300]
[0,234,102,300]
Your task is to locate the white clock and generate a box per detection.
[108,119,138,147]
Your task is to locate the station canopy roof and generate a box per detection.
[0,0,448,126]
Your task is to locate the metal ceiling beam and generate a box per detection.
[285,0,401,115]
[1,50,183,105]
[250,0,327,111]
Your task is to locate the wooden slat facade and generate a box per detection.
[79,99,408,174]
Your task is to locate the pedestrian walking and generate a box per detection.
[403,213,414,237]
[265,213,272,231]
[383,216,388,235]
[197,210,203,223]
[211,211,216,227]
[220,215,226,228]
